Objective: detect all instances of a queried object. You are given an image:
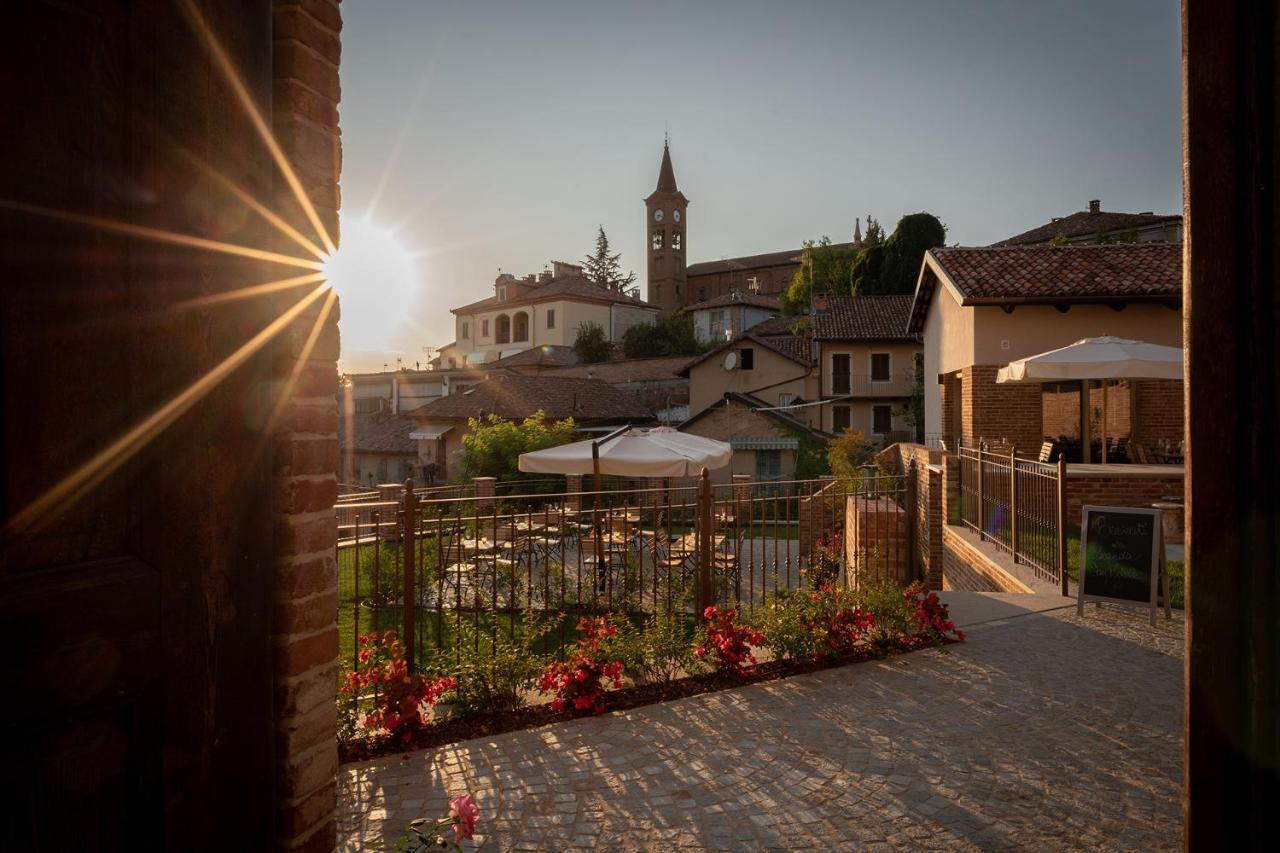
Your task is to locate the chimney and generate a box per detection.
[814,292,830,313]
[1088,199,1101,215]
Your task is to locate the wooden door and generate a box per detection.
[1,2,279,849]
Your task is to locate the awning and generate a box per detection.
[409,424,453,440]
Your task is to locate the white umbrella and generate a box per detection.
[519,427,731,478]
[996,336,1182,384]
[996,337,1183,464]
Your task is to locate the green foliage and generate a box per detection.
[878,212,947,295]
[610,613,704,684]
[460,411,576,482]
[582,226,637,292]
[780,237,860,315]
[828,428,874,487]
[1048,232,1069,246]
[573,321,611,363]
[901,354,925,441]
[751,588,821,661]
[621,310,704,358]
[848,244,887,295]
[856,576,915,647]
[447,617,552,716]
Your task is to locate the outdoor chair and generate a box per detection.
[1038,441,1055,463]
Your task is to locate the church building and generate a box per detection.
[644,142,860,313]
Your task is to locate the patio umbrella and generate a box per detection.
[518,426,732,478]
[996,336,1183,464]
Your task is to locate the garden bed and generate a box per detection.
[338,633,958,764]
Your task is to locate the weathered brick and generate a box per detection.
[273,40,340,96]
[277,0,343,36]
[273,78,339,127]
[274,588,337,636]
[275,660,338,720]
[278,727,338,795]
[277,436,338,476]
[277,401,338,436]
[277,781,338,841]
[274,626,339,678]
[274,8,341,65]
[279,474,338,514]
[288,818,336,853]
[277,551,336,600]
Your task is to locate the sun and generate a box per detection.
[322,217,420,353]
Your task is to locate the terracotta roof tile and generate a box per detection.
[338,412,419,455]
[451,274,653,314]
[811,295,916,342]
[909,243,1183,332]
[685,241,856,277]
[685,292,781,312]
[484,345,580,370]
[412,374,653,422]
[549,355,697,383]
[995,209,1181,246]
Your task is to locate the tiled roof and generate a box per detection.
[484,345,580,370]
[338,412,418,455]
[995,209,1181,246]
[811,295,916,342]
[451,274,654,314]
[686,242,856,277]
[550,355,697,383]
[685,292,781,312]
[746,315,809,337]
[679,332,813,376]
[412,374,653,422]
[908,243,1183,332]
[679,392,834,441]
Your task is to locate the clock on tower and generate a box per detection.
[644,140,688,317]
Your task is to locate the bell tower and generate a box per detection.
[645,139,688,315]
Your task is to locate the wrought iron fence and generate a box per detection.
[955,445,1067,588]
[335,473,912,672]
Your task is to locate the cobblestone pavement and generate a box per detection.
[338,605,1183,851]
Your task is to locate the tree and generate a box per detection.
[827,428,874,488]
[879,212,947,295]
[582,226,636,292]
[573,321,611,363]
[460,410,577,483]
[622,310,702,358]
[900,354,925,442]
[779,237,860,315]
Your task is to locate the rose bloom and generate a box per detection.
[449,793,479,841]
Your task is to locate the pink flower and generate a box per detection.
[449,794,479,841]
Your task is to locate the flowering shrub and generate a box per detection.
[905,582,965,644]
[754,586,875,661]
[612,612,704,684]
[695,606,764,675]
[537,617,625,715]
[397,794,479,851]
[338,631,457,747]
[451,616,550,717]
[806,529,844,588]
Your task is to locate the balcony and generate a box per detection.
[829,371,915,398]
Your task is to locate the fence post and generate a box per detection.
[697,468,714,615]
[976,444,986,540]
[565,474,583,512]
[401,477,418,672]
[1056,455,1069,596]
[906,457,919,582]
[1009,446,1020,563]
[474,476,496,514]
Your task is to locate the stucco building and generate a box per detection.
[450,261,658,365]
[909,243,1184,456]
[994,199,1183,246]
[687,291,781,344]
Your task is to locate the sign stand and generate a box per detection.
[1076,505,1170,626]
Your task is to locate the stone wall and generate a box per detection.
[269,1,343,851]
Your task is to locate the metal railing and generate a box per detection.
[829,372,916,397]
[955,445,1067,590]
[335,473,912,672]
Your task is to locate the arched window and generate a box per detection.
[513,311,529,342]
[672,231,682,251]
[651,231,663,250]
[495,314,511,344]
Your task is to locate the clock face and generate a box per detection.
[653,209,664,222]
[673,210,681,223]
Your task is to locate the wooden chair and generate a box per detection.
[1130,443,1151,464]
[1037,441,1055,463]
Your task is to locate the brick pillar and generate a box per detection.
[962,365,1043,453]
[925,463,944,588]
[474,476,496,513]
[565,474,583,512]
[270,2,343,851]
[731,473,752,524]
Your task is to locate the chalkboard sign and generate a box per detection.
[1077,505,1167,624]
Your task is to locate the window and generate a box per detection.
[498,285,507,300]
[672,231,682,251]
[779,392,796,408]
[513,312,528,342]
[755,450,782,481]
[873,404,893,434]
[710,309,727,340]
[461,322,469,340]
[481,319,489,338]
[495,314,511,344]
[832,405,851,434]
[738,347,754,370]
[652,231,663,250]
[698,287,706,301]
[871,352,891,382]
[546,309,555,329]
[832,354,851,394]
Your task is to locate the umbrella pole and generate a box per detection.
[1102,380,1109,465]
[1081,380,1092,463]
[592,441,604,600]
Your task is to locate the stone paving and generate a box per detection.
[338,603,1184,850]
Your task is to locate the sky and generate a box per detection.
[332,0,1182,373]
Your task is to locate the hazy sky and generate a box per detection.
[333,0,1181,372]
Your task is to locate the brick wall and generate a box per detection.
[1042,384,1081,440]
[880,443,944,588]
[1065,472,1184,523]
[1134,379,1184,448]
[961,365,1043,454]
[270,1,343,851]
[844,496,909,587]
[940,525,1034,593]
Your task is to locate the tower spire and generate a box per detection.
[655,139,678,193]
